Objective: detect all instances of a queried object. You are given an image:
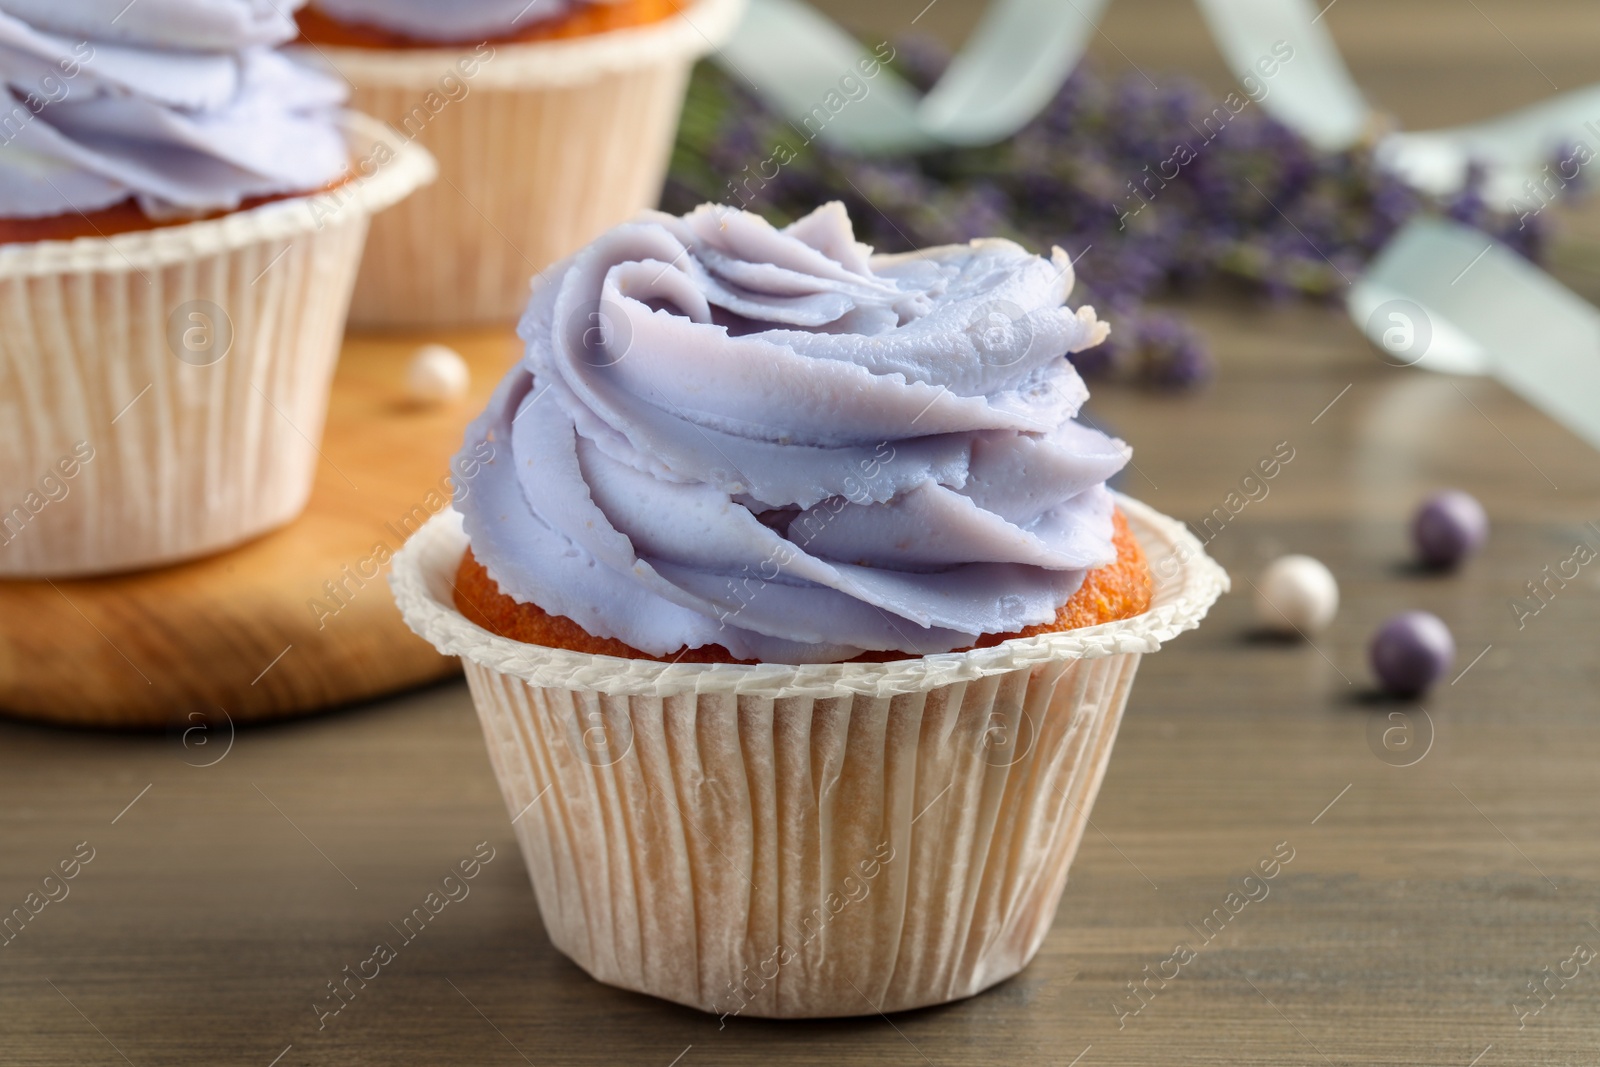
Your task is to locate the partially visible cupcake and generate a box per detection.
[0,0,433,577]
[391,202,1227,1016]
[294,0,743,327]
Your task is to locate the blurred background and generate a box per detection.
[819,0,1598,135]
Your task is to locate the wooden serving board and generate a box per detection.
[0,328,521,729]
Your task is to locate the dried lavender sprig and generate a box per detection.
[665,37,1575,389]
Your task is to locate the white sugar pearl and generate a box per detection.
[1254,554,1339,635]
[406,344,469,403]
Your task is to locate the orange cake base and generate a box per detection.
[453,508,1154,664]
[0,175,355,245]
[296,0,685,49]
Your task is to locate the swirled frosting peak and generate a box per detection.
[0,0,348,220]
[458,202,1129,663]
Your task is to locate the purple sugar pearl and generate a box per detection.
[1413,490,1488,568]
[1369,611,1456,697]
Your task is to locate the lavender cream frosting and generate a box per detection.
[457,202,1129,663]
[306,0,584,41]
[0,0,348,220]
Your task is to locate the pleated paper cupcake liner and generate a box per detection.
[390,495,1227,1017]
[305,0,745,328]
[0,114,436,578]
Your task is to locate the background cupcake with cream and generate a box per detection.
[294,0,744,327]
[0,0,433,577]
[392,201,1226,1016]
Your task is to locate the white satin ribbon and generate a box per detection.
[719,0,1108,153]
[1351,218,1600,452]
[1192,0,1370,150]
[1196,0,1600,204]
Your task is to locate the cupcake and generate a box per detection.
[0,0,433,577]
[294,0,744,327]
[390,202,1226,1017]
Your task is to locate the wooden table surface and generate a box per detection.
[5,3,1600,1064]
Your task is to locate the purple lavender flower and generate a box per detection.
[1445,160,1487,226]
